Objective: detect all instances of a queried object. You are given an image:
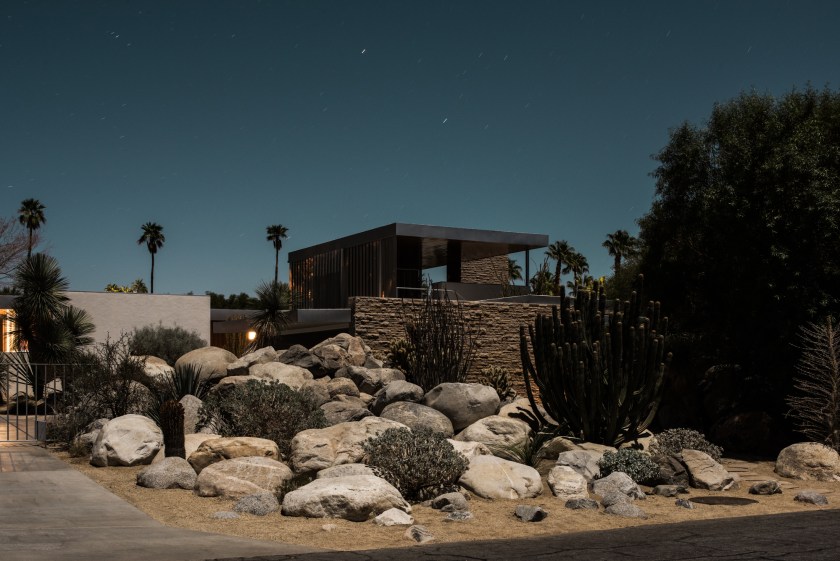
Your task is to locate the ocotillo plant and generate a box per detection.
[519,276,671,446]
[160,400,186,458]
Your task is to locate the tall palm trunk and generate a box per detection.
[553,260,562,295]
[151,252,155,294]
[614,255,621,275]
[27,228,33,258]
[274,249,279,286]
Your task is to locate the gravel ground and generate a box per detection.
[54,451,838,551]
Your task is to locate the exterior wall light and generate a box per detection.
[247,330,257,341]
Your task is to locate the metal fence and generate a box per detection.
[0,354,70,443]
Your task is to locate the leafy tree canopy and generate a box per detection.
[638,85,840,395]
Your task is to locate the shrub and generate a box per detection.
[649,428,723,461]
[478,366,517,401]
[401,289,477,391]
[198,380,327,458]
[598,448,661,484]
[130,323,206,366]
[362,427,469,502]
[786,318,840,452]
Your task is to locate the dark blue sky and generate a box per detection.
[3,1,839,294]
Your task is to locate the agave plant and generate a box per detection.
[145,363,210,425]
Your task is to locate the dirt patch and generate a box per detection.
[53,451,837,551]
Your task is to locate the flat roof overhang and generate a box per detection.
[288,223,548,269]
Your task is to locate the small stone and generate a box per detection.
[592,472,646,500]
[675,498,695,509]
[749,480,783,495]
[211,511,240,519]
[374,508,415,526]
[650,484,688,497]
[321,523,337,532]
[565,498,599,510]
[405,525,435,543]
[795,491,829,505]
[430,492,469,511]
[233,492,280,516]
[514,505,548,522]
[605,502,648,518]
[444,510,474,522]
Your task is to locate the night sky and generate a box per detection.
[2,1,839,295]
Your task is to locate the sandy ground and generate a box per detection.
[53,451,837,551]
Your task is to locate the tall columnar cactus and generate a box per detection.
[160,400,186,459]
[519,276,671,446]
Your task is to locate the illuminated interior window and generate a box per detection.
[0,309,13,353]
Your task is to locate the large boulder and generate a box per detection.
[315,463,376,479]
[188,436,281,473]
[311,334,368,372]
[175,346,237,383]
[448,439,493,461]
[454,415,531,457]
[776,443,840,481]
[194,457,294,498]
[326,377,360,399]
[279,344,328,377]
[681,449,735,490]
[152,433,221,464]
[380,402,455,437]
[136,457,197,489]
[250,362,314,390]
[289,417,407,473]
[281,475,410,521]
[320,398,374,425]
[370,380,424,415]
[137,355,174,386]
[179,395,203,434]
[458,455,542,499]
[301,380,331,407]
[555,450,603,481]
[498,398,552,424]
[90,415,163,467]
[226,347,278,377]
[423,383,500,432]
[335,366,405,395]
[547,466,589,501]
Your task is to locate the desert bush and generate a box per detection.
[362,427,469,502]
[786,318,840,451]
[130,323,206,366]
[478,366,517,401]
[598,448,661,484]
[649,428,723,461]
[198,380,327,458]
[401,289,476,391]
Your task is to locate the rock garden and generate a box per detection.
[53,331,840,551]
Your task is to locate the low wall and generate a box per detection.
[67,292,211,345]
[350,296,560,397]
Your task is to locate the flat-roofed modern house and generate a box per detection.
[288,223,549,308]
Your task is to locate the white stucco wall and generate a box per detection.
[66,292,210,345]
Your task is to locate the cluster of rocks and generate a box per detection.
[78,333,839,541]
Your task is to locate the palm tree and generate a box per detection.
[18,198,46,258]
[546,240,574,295]
[563,251,589,288]
[137,222,165,294]
[507,258,523,283]
[529,258,555,296]
[248,281,288,351]
[266,224,289,286]
[602,229,639,274]
[9,254,95,397]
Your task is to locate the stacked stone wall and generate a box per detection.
[350,296,558,397]
[460,255,509,285]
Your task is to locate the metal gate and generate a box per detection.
[1,354,67,443]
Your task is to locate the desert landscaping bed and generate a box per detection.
[53,450,836,551]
